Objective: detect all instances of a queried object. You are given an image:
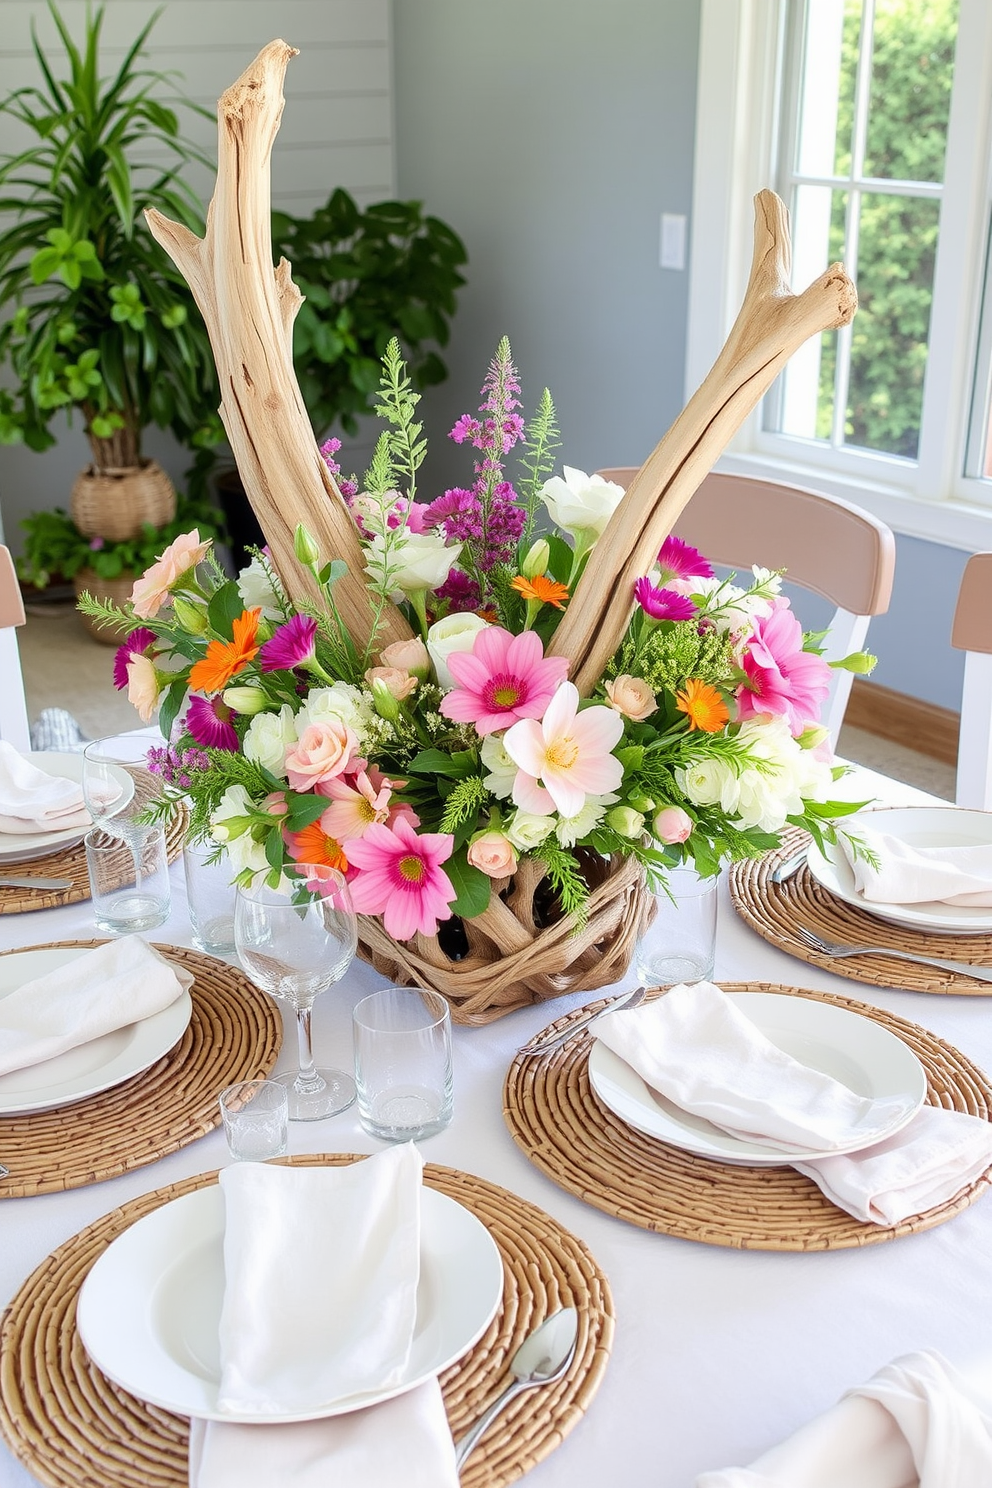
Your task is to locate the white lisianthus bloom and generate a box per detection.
[555,793,616,848]
[300,683,373,742]
[692,576,774,636]
[236,555,283,621]
[226,831,270,879]
[480,732,517,800]
[427,612,490,690]
[365,530,461,599]
[244,704,297,777]
[676,755,741,815]
[539,466,625,543]
[505,810,556,851]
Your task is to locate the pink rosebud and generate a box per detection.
[262,791,288,818]
[466,830,518,879]
[284,720,357,790]
[379,637,430,680]
[653,806,694,844]
[364,665,418,701]
[604,674,657,722]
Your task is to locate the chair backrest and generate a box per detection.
[0,546,30,752]
[595,469,896,747]
[951,552,992,808]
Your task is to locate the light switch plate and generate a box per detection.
[660,213,687,270]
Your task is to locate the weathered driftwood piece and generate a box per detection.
[548,190,858,694]
[144,42,411,652]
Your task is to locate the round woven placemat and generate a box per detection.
[0,806,187,916]
[730,830,992,994]
[0,1156,613,1488]
[503,981,992,1250]
[0,941,280,1196]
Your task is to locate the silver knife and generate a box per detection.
[0,875,73,890]
[518,985,646,1056]
[771,848,808,884]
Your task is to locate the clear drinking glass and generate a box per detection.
[85,826,170,933]
[353,986,453,1142]
[235,866,358,1121]
[219,1079,289,1161]
[82,734,161,902]
[183,836,236,955]
[635,866,719,986]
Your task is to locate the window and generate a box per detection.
[688,0,992,548]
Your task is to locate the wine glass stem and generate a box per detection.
[294,1003,322,1093]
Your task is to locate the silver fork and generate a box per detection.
[794,925,992,983]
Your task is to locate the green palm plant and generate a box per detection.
[0,1,222,472]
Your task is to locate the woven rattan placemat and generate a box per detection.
[0,806,187,916]
[0,941,280,1196]
[730,831,992,994]
[0,1156,614,1488]
[503,981,992,1250]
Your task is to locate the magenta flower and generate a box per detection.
[186,694,239,751]
[346,816,457,940]
[440,626,570,736]
[737,597,832,735]
[634,578,698,622]
[657,535,713,586]
[113,627,157,690]
[259,614,318,673]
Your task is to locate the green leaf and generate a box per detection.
[158,676,188,742]
[443,852,491,919]
[407,748,476,779]
[283,792,330,831]
[207,580,246,638]
[264,827,284,872]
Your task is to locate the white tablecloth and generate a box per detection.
[2,766,991,1487]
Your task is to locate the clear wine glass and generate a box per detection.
[235,866,359,1120]
[82,734,162,924]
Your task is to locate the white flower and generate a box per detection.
[693,576,773,636]
[236,555,283,621]
[365,530,461,598]
[299,683,373,742]
[726,716,831,832]
[540,466,625,543]
[210,784,254,842]
[427,612,490,689]
[225,832,270,879]
[480,732,517,800]
[676,755,741,815]
[505,810,556,851]
[555,793,616,848]
[244,704,297,777]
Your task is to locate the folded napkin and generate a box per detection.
[593,981,911,1155]
[839,825,992,906]
[0,740,90,835]
[696,1350,992,1487]
[0,936,193,1078]
[189,1380,458,1488]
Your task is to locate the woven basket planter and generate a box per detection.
[71,459,176,542]
[357,852,646,1025]
[73,568,135,644]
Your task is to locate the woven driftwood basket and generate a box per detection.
[71,458,176,541]
[358,853,645,1025]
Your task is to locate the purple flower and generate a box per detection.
[320,437,358,500]
[89,536,105,552]
[449,414,481,445]
[113,627,157,690]
[186,695,239,752]
[259,613,318,673]
[657,536,714,586]
[634,577,698,622]
[434,567,481,612]
[147,743,211,783]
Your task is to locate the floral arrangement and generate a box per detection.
[80,338,870,943]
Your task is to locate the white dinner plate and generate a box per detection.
[0,947,193,1115]
[0,752,90,865]
[807,806,992,935]
[77,1183,504,1423]
[587,991,927,1167]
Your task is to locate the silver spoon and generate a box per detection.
[453,1307,578,1469]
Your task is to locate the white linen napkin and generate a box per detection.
[695,1350,992,1487]
[839,825,992,906]
[0,936,193,1077]
[188,1380,458,1488]
[0,740,90,834]
[593,981,911,1154]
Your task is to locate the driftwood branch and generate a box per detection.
[548,190,858,694]
[145,41,412,653]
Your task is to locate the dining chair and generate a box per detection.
[950,551,992,808]
[595,468,896,748]
[0,545,31,752]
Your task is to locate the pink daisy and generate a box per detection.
[259,614,318,672]
[634,577,698,622]
[737,597,832,735]
[346,816,457,940]
[113,627,157,690]
[186,694,239,751]
[657,535,714,586]
[440,626,569,736]
[317,767,397,841]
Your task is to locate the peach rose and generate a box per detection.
[130,529,213,618]
[604,674,657,722]
[363,665,418,701]
[653,806,693,844]
[379,637,430,680]
[284,720,357,790]
[467,830,518,879]
[125,653,162,722]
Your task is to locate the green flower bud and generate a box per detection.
[832,650,876,675]
[222,686,269,716]
[210,815,253,842]
[171,595,209,635]
[521,538,551,579]
[294,523,321,567]
[627,793,656,814]
[796,724,830,751]
[370,676,401,722]
[606,806,646,838]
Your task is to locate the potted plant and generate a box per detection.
[0,2,223,566]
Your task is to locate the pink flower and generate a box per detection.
[363,665,417,701]
[317,767,395,841]
[129,529,212,618]
[604,674,657,721]
[186,694,238,751]
[634,577,698,622]
[656,535,713,585]
[284,720,357,790]
[467,830,518,879]
[653,806,693,844]
[259,614,318,672]
[125,653,163,723]
[346,817,457,940]
[504,681,624,818]
[440,626,569,736]
[737,598,832,735]
[379,637,430,680]
[113,627,156,690]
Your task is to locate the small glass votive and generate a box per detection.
[353,987,453,1142]
[219,1079,289,1161]
[635,866,719,986]
[85,826,170,934]
[183,836,236,955]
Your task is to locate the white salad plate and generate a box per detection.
[0,752,91,864]
[0,947,193,1115]
[806,806,992,936]
[77,1184,504,1422]
[587,991,927,1167]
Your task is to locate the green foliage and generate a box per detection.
[536,841,592,928]
[365,338,428,499]
[272,188,467,438]
[0,3,224,466]
[612,619,735,698]
[18,495,223,589]
[443,851,491,919]
[440,777,488,836]
[517,388,561,546]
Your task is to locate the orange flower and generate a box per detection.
[284,817,349,873]
[510,574,570,610]
[676,678,730,733]
[188,609,261,695]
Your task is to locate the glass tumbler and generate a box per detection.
[219,1079,289,1161]
[635,866,719,986]
[183,837,236,955]
[353,986,453,1142]
[85,826,170,934]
